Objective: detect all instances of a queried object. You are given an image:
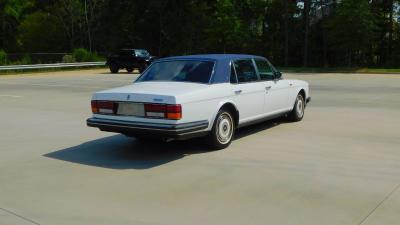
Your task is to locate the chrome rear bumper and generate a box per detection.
[87,118,209,140]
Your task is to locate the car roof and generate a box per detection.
[120,49,147,52]
[149,54,271,84]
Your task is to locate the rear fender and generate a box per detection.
[208,100,239,130]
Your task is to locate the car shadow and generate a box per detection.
[44,135,209,170]
[44,118,285,170]
[235,118,283,140]
[99,72,140,75]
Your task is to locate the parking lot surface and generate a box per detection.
[0,69,399,225]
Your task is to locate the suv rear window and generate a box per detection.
[136,60,215,84]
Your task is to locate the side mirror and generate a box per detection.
[274,71,282,80]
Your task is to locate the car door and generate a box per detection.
[254,58,292,115]
[230,59,265,123]
[119,50,130,67]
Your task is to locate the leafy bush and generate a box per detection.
[20,55,32,65]
[62,54,76,63]
[10,55,32,65]
[90,53,105,62]
[72,48,104,62]
[0,50,7,65]
[72,48,91,62]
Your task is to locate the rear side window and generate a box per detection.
[255,59,275,81]
[119,50,132,57]
[233,59,258,83]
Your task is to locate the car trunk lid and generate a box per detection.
[93,81,209,104]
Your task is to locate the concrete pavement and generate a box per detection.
[0,69,399,225]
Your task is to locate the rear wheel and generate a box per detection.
[126,67,134,73]
[206,109,235,150]
[109,63,119,74]
[288,93,305,122]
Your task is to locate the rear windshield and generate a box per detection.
[136,60,215,84]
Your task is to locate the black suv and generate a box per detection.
[106,49,155,74]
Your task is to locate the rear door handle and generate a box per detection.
[265,86,272,90]
[235,90,243,95]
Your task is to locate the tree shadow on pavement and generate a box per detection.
[44,118,284,170]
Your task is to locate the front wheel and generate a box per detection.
[288,93,305,122]
[206,109,235,150]
[138,64,148,74]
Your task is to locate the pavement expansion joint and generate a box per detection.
[0,207,42,225]
[357,182,400,225]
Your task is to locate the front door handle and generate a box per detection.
[265,86,272,90]
[235,90,243,95]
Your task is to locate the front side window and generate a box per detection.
[136,60,214,84]
[135,50,150,57]
[233,59,259,83]
[255,59,275,81]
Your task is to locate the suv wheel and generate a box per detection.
[138,64,147,74]
[109,63,119,74]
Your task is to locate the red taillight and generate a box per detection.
[91,100,98,113]
[144,104,166,118]
[145,104,167,112]
[91,100,181,120]
[144,103,182,120]
[91,100,115,114]
[166,105,182,120]
[166,105,181,113]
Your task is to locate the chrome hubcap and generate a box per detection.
[296,96,304,118]
[216,113,233,144]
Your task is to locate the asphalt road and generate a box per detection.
[0,69,399,225]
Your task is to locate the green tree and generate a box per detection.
[17,11,66,52]
[206,0,245,53]
[83,0,105,52]
[0,49,8,65]
[1,0,400,67]
[0,0,34,50]
[52,0,84,50]
[327,0,376,66]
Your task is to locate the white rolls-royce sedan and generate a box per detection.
[87,54,311,149]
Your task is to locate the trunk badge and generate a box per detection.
[153,98,163,102]
[127,95,131,100]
